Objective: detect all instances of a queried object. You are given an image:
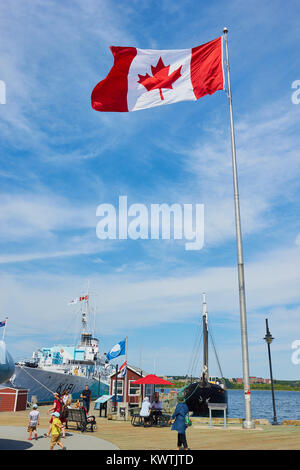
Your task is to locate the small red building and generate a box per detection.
[0,386,28,412]
[109,364,153,406]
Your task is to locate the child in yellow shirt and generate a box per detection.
[50,412,67,450]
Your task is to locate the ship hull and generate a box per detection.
[183,381,228,417]
[8,365,109,403]
[0,341,15,384]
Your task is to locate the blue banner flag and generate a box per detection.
[0,320,6,328]
[106,339,126,361]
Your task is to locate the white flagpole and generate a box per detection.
[124,336,128,403]
[223,27,255,429]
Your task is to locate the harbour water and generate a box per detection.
[227,389,300,422]
[160,388,300,422]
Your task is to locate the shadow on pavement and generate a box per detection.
[0,439,33,450]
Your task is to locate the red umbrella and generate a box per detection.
[132,374,175,401]
[132,374,174,385]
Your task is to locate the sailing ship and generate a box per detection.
[182,293,228,416]
[7,293,109,403]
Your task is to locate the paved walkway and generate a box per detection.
[0,426,119,450]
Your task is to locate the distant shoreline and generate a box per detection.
[163,379,300,392]
[228,386,300,392]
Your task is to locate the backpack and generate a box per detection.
[60,404,69,419]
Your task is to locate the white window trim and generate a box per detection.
[129,380,141,396]
[112,379,124,396]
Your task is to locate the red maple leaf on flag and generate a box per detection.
[137,57,182,101]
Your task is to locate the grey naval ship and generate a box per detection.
[7,294,109,403]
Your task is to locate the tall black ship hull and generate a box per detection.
[183,381,228,417]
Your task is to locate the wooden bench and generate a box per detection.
[65,408,97,432]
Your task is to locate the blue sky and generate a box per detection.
[1,0,300,380]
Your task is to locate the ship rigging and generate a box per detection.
[182,293,228,416]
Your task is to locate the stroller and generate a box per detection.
[80,406,97,432]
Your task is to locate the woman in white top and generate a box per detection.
[62,390,71,406]
[140,397,151,424]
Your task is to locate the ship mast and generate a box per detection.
[202,292,209,383]
[80,283,91,346]
[81,297,88,336]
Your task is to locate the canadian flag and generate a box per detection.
[91,37,224,113]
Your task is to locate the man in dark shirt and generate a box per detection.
[80,385,91,414]
[151,392,163,425]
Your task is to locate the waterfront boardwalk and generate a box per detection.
[0,403,300,450]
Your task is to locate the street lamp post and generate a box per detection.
[263,319,279,425]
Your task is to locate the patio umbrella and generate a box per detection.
[131,374,174,399]
[131,374,174,386]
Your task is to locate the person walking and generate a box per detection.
[80,385,91,414]
[59,401,69,438]
[44,392,63,438]
[169,395,190,450]
[60,390,71,438]
[27,404,40,441]
[49,412,66,451]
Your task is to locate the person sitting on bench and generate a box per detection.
[140,397,151,425]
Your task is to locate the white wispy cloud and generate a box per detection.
[146,97,300,251]
[0,192,94,240]
[2,237,300,376]
[3,239,299,336]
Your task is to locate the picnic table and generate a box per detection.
[130,408,171,427]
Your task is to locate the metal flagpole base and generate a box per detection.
[242,420,256,429]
